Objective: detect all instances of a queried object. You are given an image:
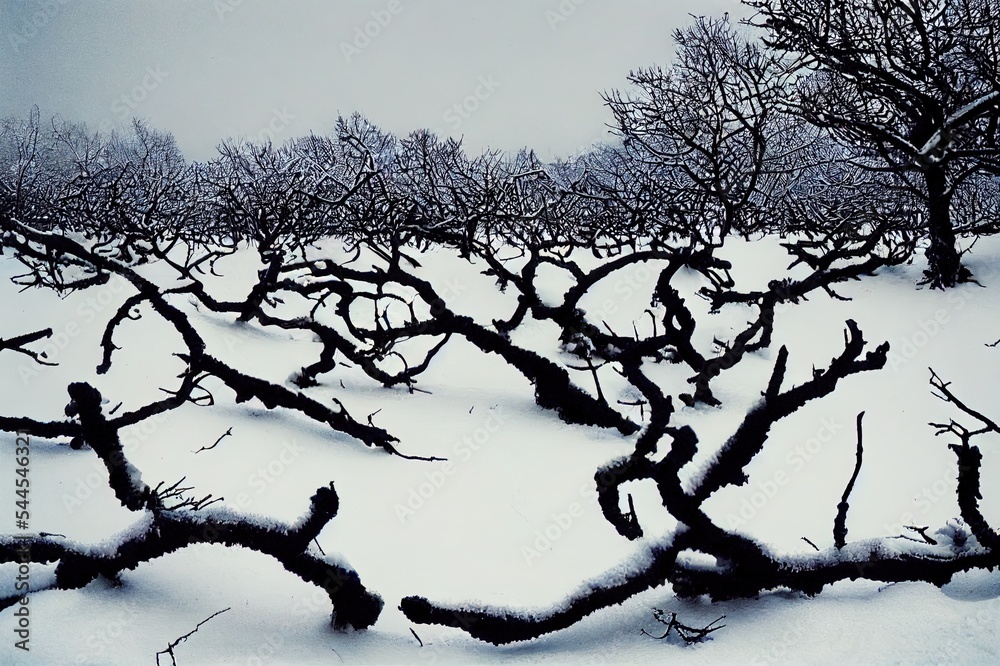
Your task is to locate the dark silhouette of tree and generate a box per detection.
[603,16,810,242]
[746,0,1000,288]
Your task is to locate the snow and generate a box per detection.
[917,91,1000,162]
[1,233,1000,664]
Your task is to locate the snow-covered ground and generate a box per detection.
[1,234,999,664]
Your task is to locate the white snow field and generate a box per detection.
[1,233,999,665]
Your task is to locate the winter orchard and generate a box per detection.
[2,1,1000,661]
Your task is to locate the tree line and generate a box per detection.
[2,1,999,288]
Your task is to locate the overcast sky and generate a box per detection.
[2,0,744,161]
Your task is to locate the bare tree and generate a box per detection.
[746,0,1000,287]
[603,15,809,243]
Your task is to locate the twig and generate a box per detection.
[929,369,1000,435]
[903,525,938,545]
[155,607,231,666]
[193,427,233,454]
[641,608,726,644]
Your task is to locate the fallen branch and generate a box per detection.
[834,412,865,549]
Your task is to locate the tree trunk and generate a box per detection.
[923,167,969,289]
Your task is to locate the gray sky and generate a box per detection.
[2,0,744,161]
